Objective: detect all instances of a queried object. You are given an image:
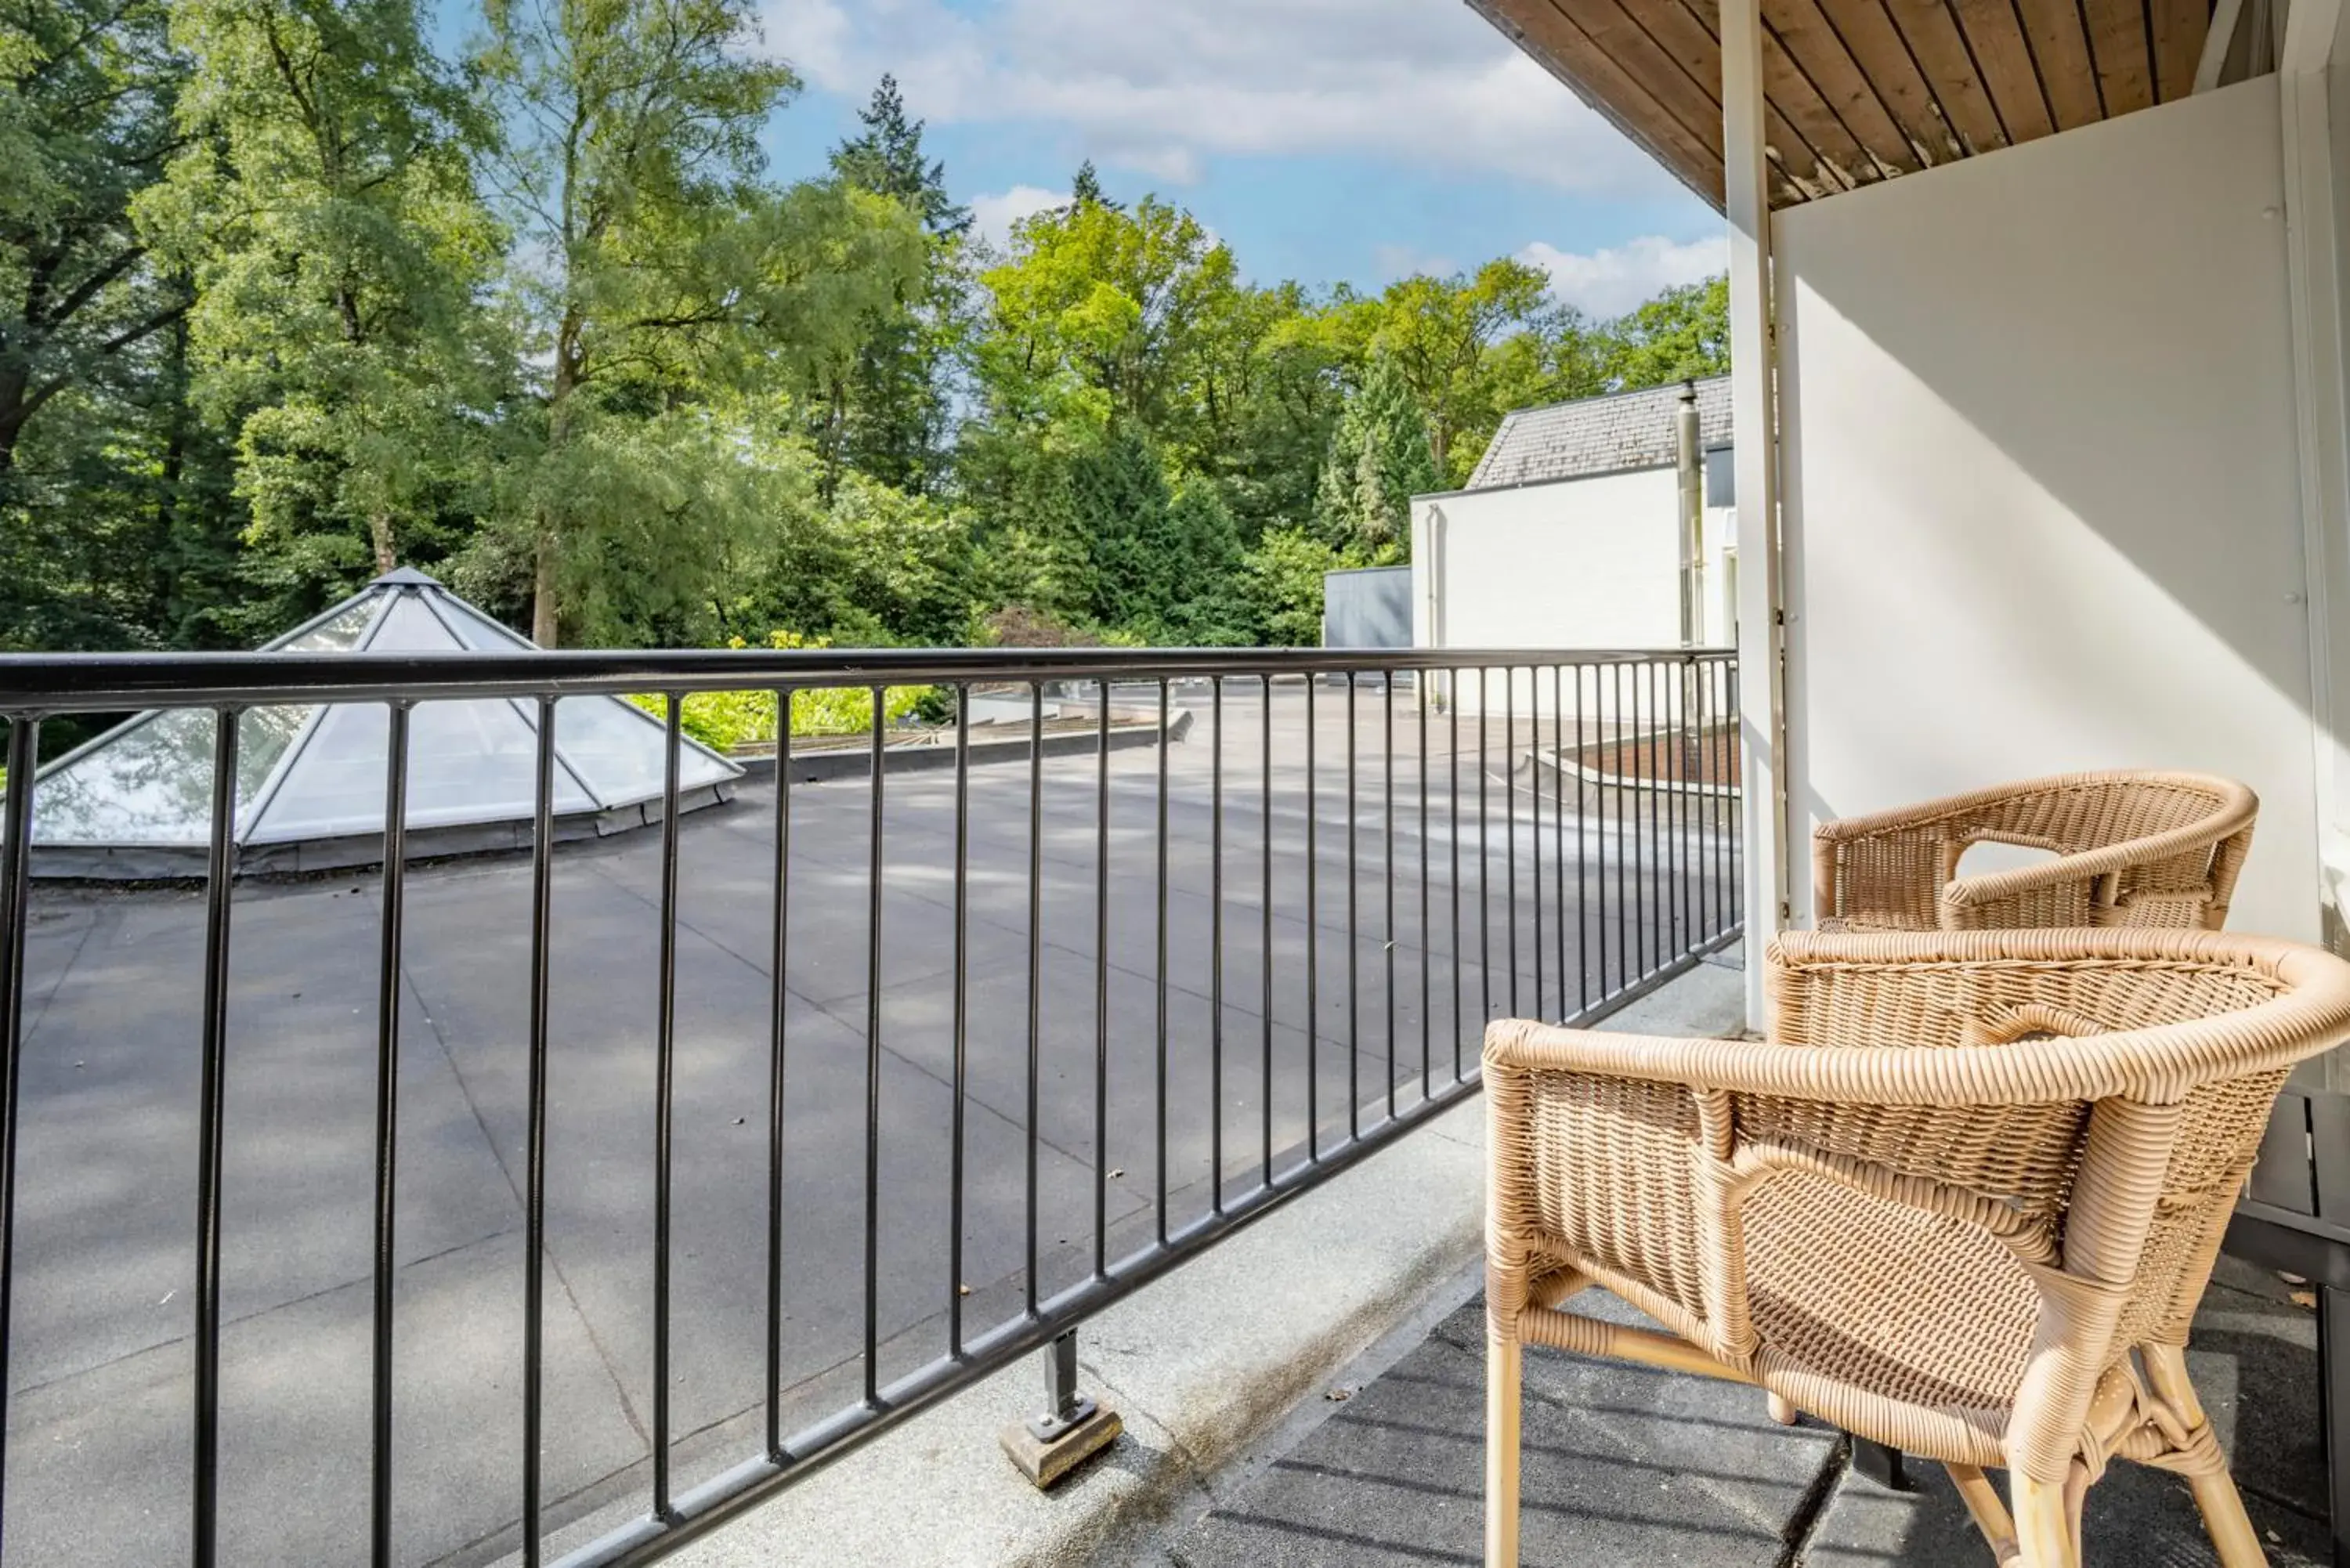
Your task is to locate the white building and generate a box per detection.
[1409,378,1737,688]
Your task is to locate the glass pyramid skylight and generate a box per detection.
[31,569,740,858]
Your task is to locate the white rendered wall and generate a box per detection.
[1776,74,2321,941]
[1411,471,1734,716]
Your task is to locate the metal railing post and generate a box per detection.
[1000,1328,1120,1488]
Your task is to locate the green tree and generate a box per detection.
[1314,353,1437,556]
[0,0,183,481]
[1600,275,1729,389]
[1068,158,1116,211]
[1239,526,1340,646]
[474,0,922,644]
[1368,258,1554,484]
[815,74,971,497]
[1069,425,1167,629]
[830,74,968,237]
[139,0,500,587]
[974,192,1238,441]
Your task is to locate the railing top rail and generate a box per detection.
[0,645,1737,713]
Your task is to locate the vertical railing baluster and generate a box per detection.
[372,701,411,1566]
[1575,666,1591,1015]
[1612,663,1629,992]
[1478,668,1489,1025]
[1672,659,1688,958]
[655,695,684,1507]
[525,698,556,1554]
[1504,667,1517,1017]
[192,709,233,1568]
[1260,676,1273,1190]
[1553,667,1567,1018]
[1658,662,1672,959]
[766,704,791,1447]
[949,687,969,1353]
[1094,680,1110,1281]
[1155,677,1170,1245]
[1449,670,1461,1081]
[1722,661,1733,937]
[1701,660,1713,941]
[1530,667,1544,1022]
[1209,677,1224,1215]
[1729,661,1742,929]
[1345,671,1358,1141]
[1304,676,1318,1162]
[0,717,35,1556]
[1382,674,1395,1120]
[865,691,888,1389]
[1025,684,1042,1311]
[1417,675,1430,1100]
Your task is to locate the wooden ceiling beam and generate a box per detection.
[2012,0,2106,130]
[1764,0,1926,175]
[1466,0,2186,211]
[1810,0,1966,165]
[1672,0,1866,197]
[1881,0,2012,153]
[1539,0,1728,161]
[1466,0,1730,206]
[2149,0,2214,100]
[2081,0,2157,115]
[1951,0,2058,143]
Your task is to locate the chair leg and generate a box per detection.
[2143,1343,2269,1567]
[2014,1473,2080,1568]
[1487,1328,1522,1568]
[2186,1469,2270,1568]
[1947,1464,2020,1563]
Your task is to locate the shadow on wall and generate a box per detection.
[1771,74,2318,936]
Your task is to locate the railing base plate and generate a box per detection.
[1000,1403,1123,1490]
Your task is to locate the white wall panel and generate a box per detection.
[1777,75,2320,939]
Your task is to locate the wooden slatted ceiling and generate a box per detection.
[1467,0,2220,210]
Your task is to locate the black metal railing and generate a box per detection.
[0,643,1737,1568]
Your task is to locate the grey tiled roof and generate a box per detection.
[1464,376,1731,491]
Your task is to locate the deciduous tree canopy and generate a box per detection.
[0,9,1729,656]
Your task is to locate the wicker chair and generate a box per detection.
[1484,929,2350,1567]
[1813,771,2257,934]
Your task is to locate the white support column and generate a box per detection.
[2280,0,2350,1003]
[1724,0,1788,1028]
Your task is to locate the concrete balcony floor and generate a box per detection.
[1157,1255,2330,1566]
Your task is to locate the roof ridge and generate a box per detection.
[1459,374,1734,493]
[1495,373,1730,423]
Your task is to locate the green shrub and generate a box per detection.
[629,631,936,750]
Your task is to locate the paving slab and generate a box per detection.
[1166,1293,1830,1568]
[1803,1259,2334,1566]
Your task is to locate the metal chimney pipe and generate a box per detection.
[1675,379,1704,649]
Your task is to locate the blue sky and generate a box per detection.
[441,0,1727,318]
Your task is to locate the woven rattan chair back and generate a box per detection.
[1483,929,2350,1568]
[1813,771,2256,934]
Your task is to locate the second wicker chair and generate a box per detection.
[1813,770,2257,934]
[1483,928,2350,1568]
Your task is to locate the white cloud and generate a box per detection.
[969,184,1068,251]
[1519,233,1726,319]
[757,0,1679,197]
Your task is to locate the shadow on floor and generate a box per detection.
[1161,1257,2333,1566]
